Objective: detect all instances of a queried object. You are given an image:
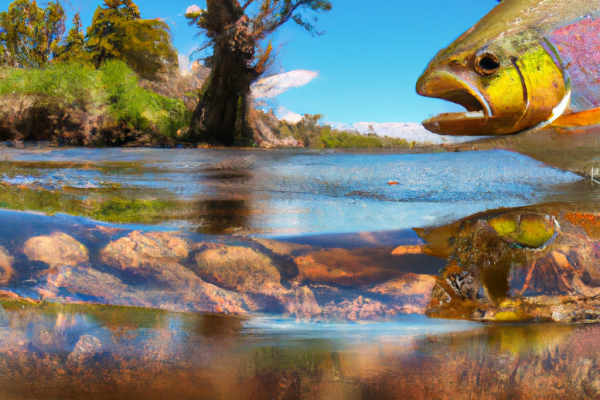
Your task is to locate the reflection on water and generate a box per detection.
[0,148,584,235]
[194,199,251,235]
[1,302,598,399]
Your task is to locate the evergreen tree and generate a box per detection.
[55,13,86,63]
[85,0,177,80]
[185,0,332,145]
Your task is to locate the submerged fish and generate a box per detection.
[417,0,600,136]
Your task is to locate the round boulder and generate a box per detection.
[194,244,282,294]
[23,232,88,268]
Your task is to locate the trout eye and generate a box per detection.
[475,53,500,75]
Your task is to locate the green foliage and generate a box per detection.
[278,114,411,149]
[0,62,102,109]
[54,13,87,64]
[98,61,189,136]
[319,130,411,149]
[0,0,66,68]
[86,0,178,80]
[0,61,190,138]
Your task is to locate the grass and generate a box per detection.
[0,61,190,139]
[319,129,411,149]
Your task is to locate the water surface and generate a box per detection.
[0,148,583,236]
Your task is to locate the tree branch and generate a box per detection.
[241,0,256,11]
[251,0,328,38]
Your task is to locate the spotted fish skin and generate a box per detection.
[417,0,600,136]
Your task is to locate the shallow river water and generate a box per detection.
[0,147,597,399]
[0,147,586,236]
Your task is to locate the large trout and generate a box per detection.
[417,0,600,136]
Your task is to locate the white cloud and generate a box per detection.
[276,107,304,124]
[186,5,201,14]
[178,54,192,73]
[251,70,319,99]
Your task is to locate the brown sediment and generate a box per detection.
[2,299,600,399]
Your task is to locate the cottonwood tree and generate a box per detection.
[185,0,332,145]
[0,0,66,68]
[86,0,178,80]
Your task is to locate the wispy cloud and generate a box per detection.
[251,70,319,99]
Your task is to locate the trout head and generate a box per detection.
[417,4,569,136]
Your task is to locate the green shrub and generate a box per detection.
[277,114,411,149]
[0,63,102,109]
[98,61,189,137]
[319,130,410,149]
[0,60,190,138]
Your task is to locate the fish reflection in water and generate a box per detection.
[0,303,597,400]
[194,199,252,235]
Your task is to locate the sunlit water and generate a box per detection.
[0,148,584,236]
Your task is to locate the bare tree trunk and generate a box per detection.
[190,0,257,146]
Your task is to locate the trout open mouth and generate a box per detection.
[417,71,493,136]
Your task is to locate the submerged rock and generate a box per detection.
[44,264,249,315]
[0,222,437,321]
[194,244,323,319]
[369,274,436,297]
[23,232,88,269]
[367,273,437,314]
[252,239,314,257]
[194,244,282,295]
[391,245,424,256]
[420,206,600,322]
[277,286,321,319]
[68,335,102,364]
[100,231,191,270]
[320,296,394,322]
[0,246,14,286]
[293,247,405,286]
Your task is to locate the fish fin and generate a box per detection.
[552,108,600,127]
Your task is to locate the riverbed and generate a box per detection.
[0,302,596,400]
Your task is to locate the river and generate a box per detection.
[0,147,596,399]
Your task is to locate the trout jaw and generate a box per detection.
[417,70,492,136]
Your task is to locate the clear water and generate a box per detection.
[0,148,583,235]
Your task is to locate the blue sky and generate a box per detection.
[63,0,498,124]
